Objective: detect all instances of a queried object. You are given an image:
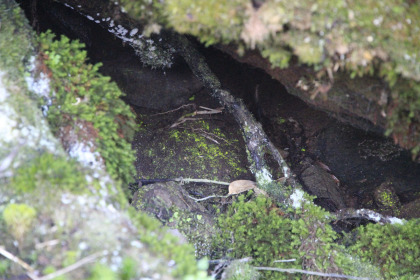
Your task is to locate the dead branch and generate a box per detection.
[38,251,107,280]
[0,246,38,279]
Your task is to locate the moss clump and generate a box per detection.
[348,219,420,279]
[3,203,37,244]
[11,152,86,193]
[0,1,34,80]
[37,31,136,183]
[214,192,359,279]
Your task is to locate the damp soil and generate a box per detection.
[21,0,420,219]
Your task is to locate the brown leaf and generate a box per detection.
[228,180,257,195]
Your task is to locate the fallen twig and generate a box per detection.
[0,246,38,279]
[38,251,107,280]
[176,177,230,185]
[254,266,371,280]
[273,259,296,263]
[187,194,230,202]
[151,103,196,116]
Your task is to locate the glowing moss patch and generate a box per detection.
[3,203,37,243]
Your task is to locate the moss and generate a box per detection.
[11,152,86,193]
[0,1,34,80]
[88,263,117,280]
[168,209,215,258]
[348,219,420,279]
[2,203,37,244]
[139,118,247,181]
[37,31,137,184]
[214,192,367,279]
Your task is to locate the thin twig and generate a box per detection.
[151,103,195,116]
[273,259,296,263]
[0,246,36,276]
[35,239,60,250]
[254,266,371,280]
[38,251,107,280]
[176,177,230,185]
[187,194,230,202]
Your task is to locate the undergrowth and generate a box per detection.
[37,31,136,184]
[215,192,419,279]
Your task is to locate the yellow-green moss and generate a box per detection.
[3,203,37,243]
[11,152,86,193]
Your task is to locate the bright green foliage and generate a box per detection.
[215,193,356,279]
[118,258,137,280]
[11,153,86,193]
[3,203,37,243]
[216,194,297,279]
[349,219,420,279]
[38,31,136,183]
[88,263,117,280]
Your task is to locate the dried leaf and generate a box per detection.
[228,180,257,195]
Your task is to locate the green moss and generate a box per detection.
[139,118,247,181]
[214,193,360,279]
[88,263,117,280]
[11,152,86,193]
[3,203,37,243]
[169,209,215,258]
[349,219,420,279]
[168,121,246,180]
[37,31,136,184]
[0,1,34,80]
[42,266,68,280]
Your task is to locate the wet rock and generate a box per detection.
[400,198,420,219]
[132,181,211,222]
[132,181,217,257]
[373,182,401,216]
[311,123,420,200]
[299,158,346,211]
[100,59,204,110]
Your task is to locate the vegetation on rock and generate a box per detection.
[214,191,419,279]
[348,219,420,279]
[38,31,137,184]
